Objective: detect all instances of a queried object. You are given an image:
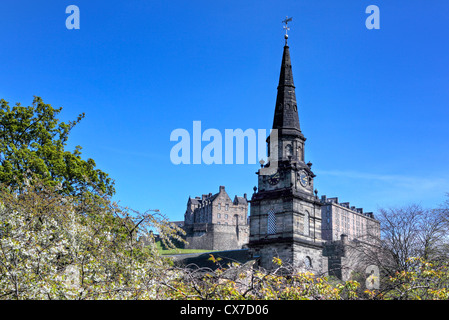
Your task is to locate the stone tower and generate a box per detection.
[248,37,325,273]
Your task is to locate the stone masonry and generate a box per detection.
[178,35,381,281]
[183,186,249,251]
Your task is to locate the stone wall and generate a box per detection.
[184,223,249,251]
[248,238,326,275]
[322,234,382,281]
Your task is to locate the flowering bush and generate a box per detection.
[2,180,449,300]
[0,180,183,299]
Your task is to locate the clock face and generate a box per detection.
[299,171,308,187]
[267,171,280,185]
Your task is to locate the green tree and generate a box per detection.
[0,96,115,197]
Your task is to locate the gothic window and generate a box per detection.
[225,204,229,211]
[304,211,310,236]
[267,209,276,235]
[225,214,228,219]
[218,203,221,210]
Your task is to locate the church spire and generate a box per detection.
[272,20,303,138]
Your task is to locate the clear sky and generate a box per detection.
[1,1,448,222]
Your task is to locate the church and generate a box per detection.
[180,22,380,279]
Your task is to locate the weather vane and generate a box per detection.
[282,16,292,45]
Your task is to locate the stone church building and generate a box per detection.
[180,31,381,279]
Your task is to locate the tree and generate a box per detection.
[377,204,449,275]
[2,180,449,300]
[384,257,449,300]
[0,179,184,299]
[0,96,115,198]
[159,256,360,300]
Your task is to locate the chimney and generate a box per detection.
[219,186,225,192]
[244,193,247,200]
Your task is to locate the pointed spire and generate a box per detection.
[272,43,302,137]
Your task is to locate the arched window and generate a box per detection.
[304,211,310,236]
[267,209,276,235]
[304,256,312,269]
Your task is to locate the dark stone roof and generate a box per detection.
[189,198,202,205]
[234,196,248,205]
[272,45,303,138]
[189,192,219,204]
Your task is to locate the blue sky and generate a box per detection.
[1,1,448,222]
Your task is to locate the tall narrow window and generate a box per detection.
[304,256,312,269]
[267,209,276,235]
[285,144,293,158]
[304,211,310,236]
[297,146,302,161]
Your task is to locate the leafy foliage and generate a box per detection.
[1,96,449,300]
[0,96,114,197]
[384,257,449,300]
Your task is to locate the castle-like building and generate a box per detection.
[183,186,249,251]
[181,31,380,279]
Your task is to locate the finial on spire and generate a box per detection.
[282,16,292,45]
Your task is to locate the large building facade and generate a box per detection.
[183,186,249,251]
[320,196,381,279]
[320,195,380,243]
